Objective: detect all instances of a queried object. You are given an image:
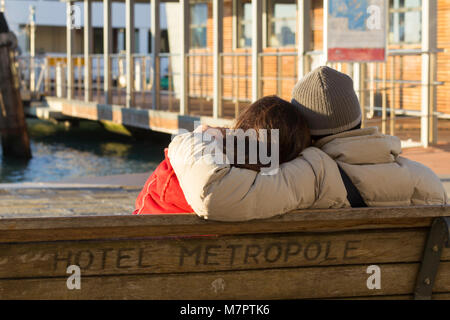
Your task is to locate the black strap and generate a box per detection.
[337,164,368,208]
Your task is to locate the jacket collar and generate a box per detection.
[314,127,379,148]
[313,127,402,165]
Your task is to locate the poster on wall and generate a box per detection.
[324,0,387,62]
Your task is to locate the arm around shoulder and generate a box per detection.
[168,132,318,221]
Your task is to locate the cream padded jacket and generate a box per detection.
[168,127,447,221]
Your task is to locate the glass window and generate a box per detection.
[190,2,208,48]
[160,30,170,53]
[389,0,422,44]
[237,0,252,48]
[135,29,140,53]
[267,0,297,47]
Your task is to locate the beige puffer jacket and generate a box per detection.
[168,127,447,221]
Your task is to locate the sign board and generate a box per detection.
[324,0,387,62]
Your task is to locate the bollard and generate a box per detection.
[0,12,32,159]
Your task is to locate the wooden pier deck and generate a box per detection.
[28,96,235,135]
[0,186,140,219]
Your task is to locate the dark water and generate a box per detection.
[0,119,170,183]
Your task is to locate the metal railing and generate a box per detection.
[186,52,214,117]
[220,52,252,118]
[17,48,446,146]
[17,54,53,98]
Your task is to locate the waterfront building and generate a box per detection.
[2,0,449,147]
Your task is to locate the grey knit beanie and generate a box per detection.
[291,66,362,136]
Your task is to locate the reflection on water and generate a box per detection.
[0,119,170,183]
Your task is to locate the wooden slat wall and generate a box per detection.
[189,0,297,117]
[311,0,323,51]
[260,48,297,101]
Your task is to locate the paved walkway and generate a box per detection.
[402,144,450,175]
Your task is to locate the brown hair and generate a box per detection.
[225,95,311,171]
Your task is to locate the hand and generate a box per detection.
[194,124,211,133]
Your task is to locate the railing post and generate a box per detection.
[421,0,438,147]
[77,56,83,98]
[151,0,161,110]
[103,0,112,104]
[353,63,366,128]
[297,0,311,79]
[180,0,189,115]
[213,0,223,118]
[390,56,396,136]
[382,61,387,134]
[84,0,93,102]
[44,58,50,94]
[126,0,135,108]
[368,62,375,119]
[251,0,262,102]
[66,1,74,100]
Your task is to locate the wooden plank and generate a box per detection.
[0,217,435,243]
[2,262,450,299]
[2,228,449,279]
[1,206,448,229]
[0,206,449,243]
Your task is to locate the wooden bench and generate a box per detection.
[1,204,449,299]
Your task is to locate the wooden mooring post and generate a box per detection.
[0,12,32,159]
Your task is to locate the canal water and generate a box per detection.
[0,119,170,183]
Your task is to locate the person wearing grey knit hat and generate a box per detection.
[291,66,362,138]
[164,66,447,219]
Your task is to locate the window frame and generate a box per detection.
[189,1,209,49]
[235,0,253,49]
[266,0,297,48]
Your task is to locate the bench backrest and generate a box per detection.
[1,206,449,299]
